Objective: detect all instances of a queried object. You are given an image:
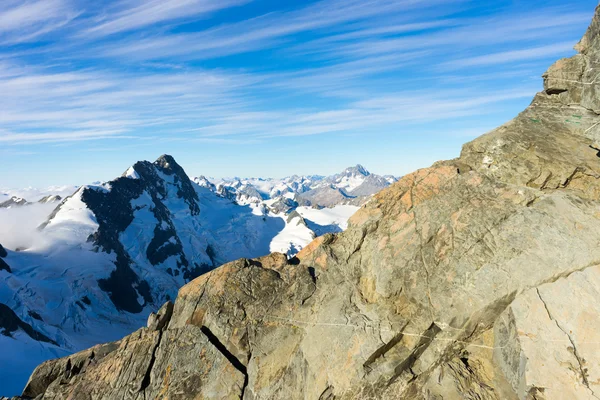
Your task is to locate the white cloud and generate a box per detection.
[0,203,57,250]
[441,42,576,68]
[97,0,466,61]
[79,0,251,38]
[0,0,78,44]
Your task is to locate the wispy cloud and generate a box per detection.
[190,87,535,139]
[96,0,466,61]
[0,66,257,144]
[79,0,251,38]
[0,0,78,44]
[440,42,576,69]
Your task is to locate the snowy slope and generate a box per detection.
[296,205,358,235]
[269,205,359,256]
[270,212,315,256]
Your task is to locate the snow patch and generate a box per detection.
[124,166,140,180]
[296,205,359,231]
[44,188,98,244]
[269,215,314,256]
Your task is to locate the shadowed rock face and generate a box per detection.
[0,304,56,346]
[20,6,600,400]
[0,259,10,273]
[0,244,10,273]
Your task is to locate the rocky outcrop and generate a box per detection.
[20,6,600,400]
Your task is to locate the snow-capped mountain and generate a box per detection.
[0,196,28,208]
[0,186,77,204]
[0,192,67,208]
[205,164,397,210]
[0,155,381,395]
[37,195,62,204]
[298,164,396,204]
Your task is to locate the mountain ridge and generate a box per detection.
[15,5,600,399]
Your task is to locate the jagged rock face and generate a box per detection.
[0,304,56,346]
[22,7,600,400]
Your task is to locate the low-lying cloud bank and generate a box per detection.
[0,203,58,250]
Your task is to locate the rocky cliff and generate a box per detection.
[17,6,600,400]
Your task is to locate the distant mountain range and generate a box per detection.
[0,156,395,395]
[198,163,397,210]
[0,195,62,208]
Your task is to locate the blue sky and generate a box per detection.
[0,0,597,187]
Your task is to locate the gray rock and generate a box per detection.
[147,301,174,331]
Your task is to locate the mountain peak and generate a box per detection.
[344,164,370,177]
[154,154,179,170]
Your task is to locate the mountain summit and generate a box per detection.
[341,164,370,177]
[17,6,600,399]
